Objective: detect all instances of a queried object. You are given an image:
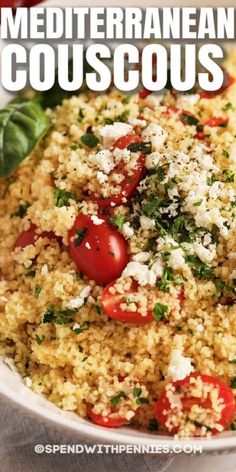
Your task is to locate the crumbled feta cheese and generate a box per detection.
[145,151,161,169]
[122,262,155,286]
[132,252,151,263]
[88,150,115,175]
[167,349,194,381]
[140,215,156,230]
[91,215,105,226]
[142,123,168,150]
[0,296,7,303]
[66,286,91,309]
[99,122,133,147]
[129,118,147,127]
[85,242,91,249]
[176,93,200,110]
[149,256,164,278]
[41,264,48,276]
[122,222,134,238]
[192,242,216,264]
[196,324,204,333]
[25,377,32,387]
[71,323,81,331]
[113,147,131,165]
[143,93,164,108]
[168,249,186,270]
[97,171,108,184]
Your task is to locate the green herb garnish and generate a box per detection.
[109,214,125,230]
[110,391,126,407]
[34,284,41,299]
[74,227,87,247]
[53,187,75,207]
[180,113,199,126]
[11,201,31,218]
[153,303,169,321]
[43,305,78,325]
[80,133,99,148]
[127,141,152,155]
[35,334,45,346]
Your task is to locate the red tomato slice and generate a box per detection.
[204,117,228,127]
[91,135,145,208]
[155,374,235,436]
[194,132,206,140]
[102,280,154,324]
[199,72,235,99]
[139,88,152,99]
[87,405,128,428]
[68,214,128,285]
[15,224,56,249]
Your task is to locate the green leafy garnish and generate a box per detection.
[186,255,214,280]
[153,303,169,321]
[74,227,87,247]
[11,201,31,218]
[34,284,41,299]
[53,187,75,207]
[180,113,199,126]
[43,305,78,325]
[109,214,125,230]
[148,418,159,431]
[157,267,183,292]
[133,387,148,405]
[35,334,45,346]
[70,322,90,335]
[80,133,99,148]
[110,391,126,407]
[118,110,130,123]
[222,149,229,158]
[222,169,234,183]
[127,141,152,155]
[222,102,233,111]
[230,376,236,388]
[0,99,51,178]
[193,420,212,432]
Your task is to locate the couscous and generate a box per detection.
[0,53,236,438]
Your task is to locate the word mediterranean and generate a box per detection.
[1,7,235,40]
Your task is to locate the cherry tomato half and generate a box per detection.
[155,374,235,436]
[68,214,128,285]
[91,135,145,208]
[199,72,235,99]
[204,117,228,128]
[102,279,154,324]
[87,405,128,428]
[15,224,56,249]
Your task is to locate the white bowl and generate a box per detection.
[0,0,235,454]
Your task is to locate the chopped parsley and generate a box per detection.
[186,255,214,280]
[35,334,45,346]
[133,387,149,405]
[104,117,113,125]
[229,359,236,364]
[157,267,183,292]
[11,202,31,218]
[80,133,99,148]
[109,214,125,230]
[34,284,41,299]
[148,418,159,431]
[53,187,75,207]
[222,102,233,111]
[153,303,169,322]
[230,376,236,388]
[70,322,90,334]
[78,108,84,122]
[193,420,212,432]
[118,109,130,123]
[222,169,234,183]
[127,141,152,155]
[2,176,17,199]
[110,391,126,407]
[230,421,236,430]
[222,149,229,158]
[180,113,199,126]
[43,305,78,325]
[25,270,36,278]
[74,227,87,247]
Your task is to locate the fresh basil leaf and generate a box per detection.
[153,303,169,321]
[0,99,51,178]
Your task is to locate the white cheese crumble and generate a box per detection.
[41,264,48,276]
[99,122,133,147]
[91,215,105,226]
[145,151,161,169]
[122,222,134,238]
[97,171,108,184]
[140,215,156,230]
[66,286,91,309]
[129,118,147,127]
[167,349,194,381]
[168,249,186,271]
[88,150,115,174]
[122,262,155,286]
[132,252,151,263]
[85,242,91,249]
[176,93,200,110]
[142,123,168,150]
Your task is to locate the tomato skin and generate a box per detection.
[194,132,206,140]
[102,279,154,324]
[87,405,128,428]
[15,224,56,249]
[204,117,228,127]
[200,73,235,99]
[68,214,128,285]
[139,88,152,100]
[155,374,236,436]
[91,135,145,208]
